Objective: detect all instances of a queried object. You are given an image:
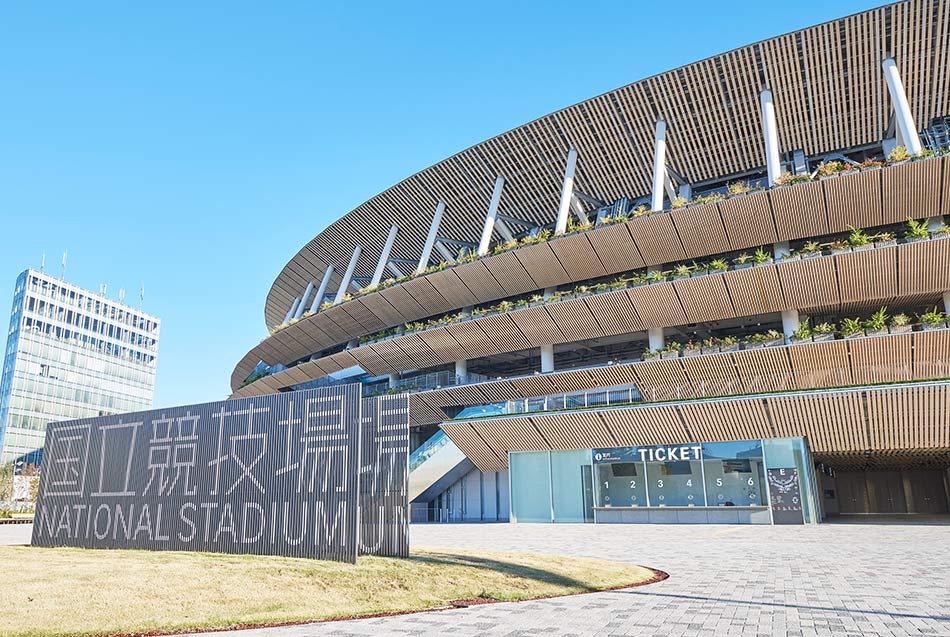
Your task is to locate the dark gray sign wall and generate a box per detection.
[31,386,409,563]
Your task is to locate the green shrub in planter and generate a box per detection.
[890,313,912,334]
[887,145,910,162]
[753,247,773,265]
[847,225,872,248]
[905,218,931,241]
[792,318,812,342]
[863,307,888,334]
[920,307,947,330]
[727,181,751,195]
[841,317,864,337]
[812,322,836,341]
[719,336,739,351]
[733,253,753,268]
[672,264,692,278]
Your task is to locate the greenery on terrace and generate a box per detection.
[352,217,950,348]
[447,375,950,423]
[641,306,948,360]
[266,146,949,338]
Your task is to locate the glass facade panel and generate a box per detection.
[644,459,705,506]
[509,451,551,522]
[0,269,160,464]
[550,449,591,522]
[762,437,820,524]
[702,440,767,507]
[506,436,823,524]
[595,459,647,507]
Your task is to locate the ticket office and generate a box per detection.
[508,437,820,525]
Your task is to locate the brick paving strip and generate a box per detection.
[4,519,949,636]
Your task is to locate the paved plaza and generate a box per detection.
[4,519,949,636]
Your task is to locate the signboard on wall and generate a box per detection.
[767,467,804,524]
[31,386,409,562]
[593,443,703,464]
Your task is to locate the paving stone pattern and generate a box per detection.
[186,518,950,637]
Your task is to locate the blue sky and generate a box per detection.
[0,1,883,407]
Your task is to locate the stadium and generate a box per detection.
[230,0,950,524]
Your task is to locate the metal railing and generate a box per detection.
[506,385,641,415]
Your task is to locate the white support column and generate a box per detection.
[388,374,398,389]
[294,281,314,319]
[554,148,578,235]
[647,327,664,352]
[882,57,923,156]
[651,118,667,211]
[477,176,505,256]
[333,246,362,305]
[370,224,399,287]
[540,344,555,373]
[781,309,801,338]
[310,265,334,313]
[455,359,468,383]
[943,291,950,315]
[284,297,300,323]
[386,262,406,278]
[416,201,446,274]
[760,87,782,186]
[495,218,516,242]
[571,194,588,224]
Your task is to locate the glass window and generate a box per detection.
[702,440,766,507]
[645,458,705,506]
[595,459,647,507]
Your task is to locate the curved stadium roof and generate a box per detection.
[261,0,950,330]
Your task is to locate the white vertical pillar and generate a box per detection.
[371,225,399,287]
[760,87,782,186]
[571,194,588,224]
[416,201,446,274]
[388,373,398,389]
[554,148,578,235]
[882,57,923,156]
[648,327,664,352]
[540,344,555,373]
[943,291,950,315]
[333,246,362,305]
[455,359,468,383]
[294,281,314,319]
[284,297,300,323]
[781,309,800,338]
[651,119,667,211]
[386,262,405,278]
[477,176,505,256]
[310,265,334,313]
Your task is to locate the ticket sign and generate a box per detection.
[593,443,703,464]
[31,387,409,563]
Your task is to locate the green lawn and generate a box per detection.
[0,545,657,636]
